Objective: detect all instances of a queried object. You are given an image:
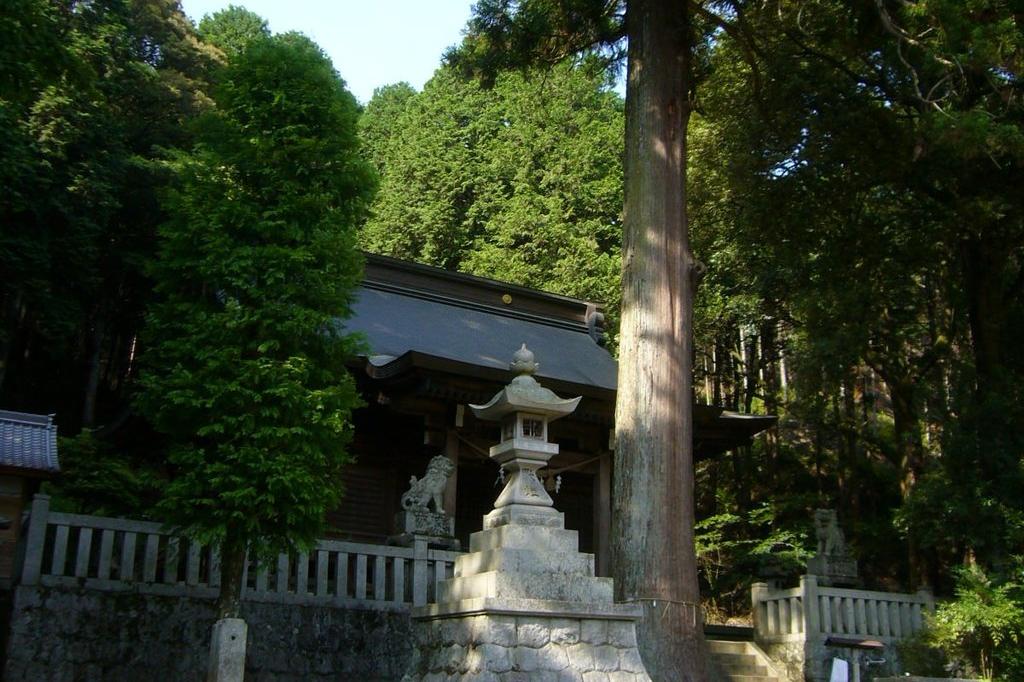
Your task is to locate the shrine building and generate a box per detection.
[329,254,776,573]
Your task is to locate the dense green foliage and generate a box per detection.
[357,81,417,176]
[197,4,270,57]
[682,1,1023,672]
[138,33,373,562]
[0,0,218,432]
[360,62,624,331]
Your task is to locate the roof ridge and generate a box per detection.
[363,252,597,308]
[0,410,55,428]
[361,280,590,334]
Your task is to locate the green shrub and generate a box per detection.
[924,564,1024,680]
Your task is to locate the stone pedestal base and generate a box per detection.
[395,509,456,537]
[403,507,651,681]
[391,510,460,550]
[807,554,859,586]
[406,601,649,681]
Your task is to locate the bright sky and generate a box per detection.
[179,0,476,104]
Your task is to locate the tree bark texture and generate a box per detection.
[216,536,247,620]
[612,1,707,679]
[0,292,26,393]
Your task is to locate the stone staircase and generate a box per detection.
[709,638,784,682]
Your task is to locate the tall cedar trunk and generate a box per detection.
[961,236,1006,396]
[742,328,758,414]
[216,535,247,619]
[612,1,707,679]
[890,378,927,587]
[0,292,26,393]
[841,373,860,528]
[760,320,779,470]
[959,235,1010,504]
[81,314,105,428]
[831,394,847,500]
[712,341,722,406]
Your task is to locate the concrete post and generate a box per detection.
[207,617,247,682]
[20,494,50,585]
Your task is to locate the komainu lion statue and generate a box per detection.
[401,455,455,514]
[814,508,847,556]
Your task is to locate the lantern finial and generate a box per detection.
[510,343,537,375]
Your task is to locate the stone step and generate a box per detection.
[721,660,769,676]
[715,652,758,666]
[455,547,595,577]
[438,571,614,603]
[707,638,782,682]
[708,639,751,654]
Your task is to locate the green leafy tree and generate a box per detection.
[138,33,374,617]
[198,4,270,57]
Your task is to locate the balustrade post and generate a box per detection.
[800,575,819,636]
[751,581,769,637]
[917,586,935,613]
[20,494,50,585]
[412,536,429,606]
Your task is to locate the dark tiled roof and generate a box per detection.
[0,410,60,474]
[347,284,618,393]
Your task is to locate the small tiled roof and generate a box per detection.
[0,410,60,474]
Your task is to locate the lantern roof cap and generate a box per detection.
[470,344,581,421]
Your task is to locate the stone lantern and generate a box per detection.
[403,345,652,681]
[469,344,579,526]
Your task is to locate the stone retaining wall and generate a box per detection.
[3,584,413,681]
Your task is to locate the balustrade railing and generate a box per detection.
[19,494,460,609]
[752,574,934,643]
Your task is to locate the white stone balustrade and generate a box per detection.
[19,494,459,609]
[753,574,934,643]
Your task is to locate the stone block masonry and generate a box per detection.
[409,613,648,680]
[3,584,413,681]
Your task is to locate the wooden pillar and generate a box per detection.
[444,428,459,519]
[593,451,612,577]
